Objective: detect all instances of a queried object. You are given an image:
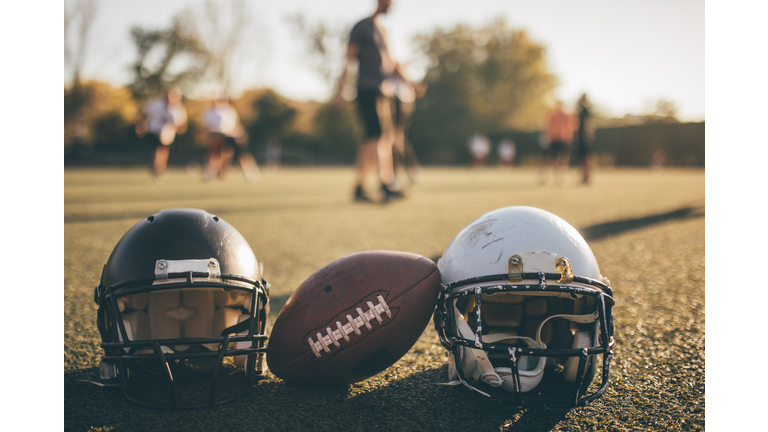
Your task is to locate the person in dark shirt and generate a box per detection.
[574,94,596,184]
[334,0,418,203]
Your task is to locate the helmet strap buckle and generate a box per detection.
[507,254,523,282]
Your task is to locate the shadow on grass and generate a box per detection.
[64,367,361,430]
[427,205,704,265]
[330,366,570,431]
[65,365,569,431]
[580,205,704,241]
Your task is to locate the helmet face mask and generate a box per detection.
[434,207,615,407]
[93,209,270,410]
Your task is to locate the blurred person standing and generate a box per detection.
[334,0,418,203]
[135,89,187,183]
[537,130,551,165]
[468,133,491,168]
[200,99,260,182]
[265,142,282,172]
[574,94,596,184]
[651,147,666,175]
[539,100,575,185]
[497,139,516,168]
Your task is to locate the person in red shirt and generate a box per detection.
[539,100,576,185]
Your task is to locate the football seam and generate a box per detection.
[303,266,440,360]
[305,294,395,359]
[303,264,439,339]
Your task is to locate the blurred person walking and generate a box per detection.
[539,100,575,186]
[574,94,596,184]
[200,99,260,182]
[135,89,188,183]
[334,0,418,203]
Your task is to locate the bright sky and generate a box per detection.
[74,0,704,120]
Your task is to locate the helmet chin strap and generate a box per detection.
[444,303,600,393]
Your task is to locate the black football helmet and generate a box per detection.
[93,208,269,409]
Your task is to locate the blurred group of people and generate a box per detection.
[335,0,424,204]
[468,134,517,168]
[465,94,595,184]
[538,94,596,186]
[133,0,601,193]
[135,91,262,184]
[136,0,423,196]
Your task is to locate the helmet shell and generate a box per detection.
[439,206,600,284]
[101,208,259,290]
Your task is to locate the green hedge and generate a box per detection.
[481,121,704,167]
[64,122,704,167]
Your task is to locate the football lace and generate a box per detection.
[308,295,392,358]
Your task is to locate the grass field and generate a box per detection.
[64,166,704,431]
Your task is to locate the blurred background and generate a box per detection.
[63,0,704,169]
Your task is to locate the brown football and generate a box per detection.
[266,250,442,386]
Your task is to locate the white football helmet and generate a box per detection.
[434,206,615,407]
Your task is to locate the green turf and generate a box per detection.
[64,166,704,431]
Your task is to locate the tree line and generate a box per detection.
[64,2,701,167]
